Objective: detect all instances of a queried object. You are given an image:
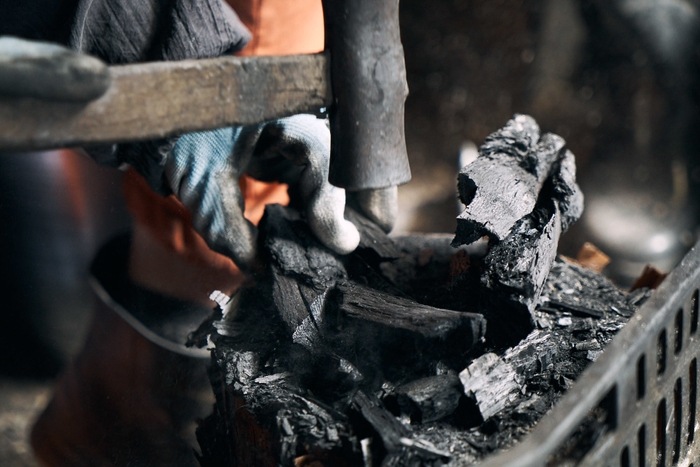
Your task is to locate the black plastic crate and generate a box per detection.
[475,241,700,467]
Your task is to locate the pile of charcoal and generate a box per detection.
[195,116,653,467]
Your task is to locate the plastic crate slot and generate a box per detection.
[545,385,619,465]
[691,290,698,335]
[638,354,647,400]
[689,358,697,446]
[621,445,630,467]
[639,424,647,467]
[657,398,667,467]
[658,330,667,376]
[673,378,682,464]
[675,310,683,355]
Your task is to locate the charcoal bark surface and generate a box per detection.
[454,114,565,244]
[550,149,584,232]
[480,202,562,345]
[459,353,520,420]
[391,373,463,424]
[325,281,486,381]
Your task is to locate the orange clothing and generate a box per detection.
[123,0,325,300]
[229,0,324,56]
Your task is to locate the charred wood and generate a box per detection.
[479,201,562,345]
[387,374,463,424]
[454,114,564,244]
[325,281,486,382]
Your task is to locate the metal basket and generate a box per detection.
[474,241,700,467]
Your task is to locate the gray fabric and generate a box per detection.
[70,0,252,193]
[69,0,250,63]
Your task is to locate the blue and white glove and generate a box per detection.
[166,114,363,271]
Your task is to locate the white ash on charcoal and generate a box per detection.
[195,116,652,467]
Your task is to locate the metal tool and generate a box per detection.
[0,0,412,191]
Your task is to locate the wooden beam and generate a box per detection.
[0,53,331,151]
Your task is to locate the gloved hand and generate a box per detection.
[165,114,362,271]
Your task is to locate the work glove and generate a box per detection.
[0,37,397,269]
[165,114,363,271]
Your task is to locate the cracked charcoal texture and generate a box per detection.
[454,114,582,246]
[198,117,634,466]
[199,227,646,467]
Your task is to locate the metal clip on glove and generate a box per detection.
[166,114,361,271]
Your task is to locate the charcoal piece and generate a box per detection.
[459,353,521,421]
[269,264,329,348]
[204,353,359,467]
[503,331,561,380]
[329,281,485,343]
[459,332,562,422]
[480,202,562,345]
[260,204,347,288]
[540,258,631,317]
[379,234,482,312]
[271,266,309,334]
[454,115,565,244]
[389,373,463,424]
[345,207,402,260]
[352,390,410,448]
[351,391,450,465]
[544,300,605,318]
[550,149,584,232]
[324,281,486,380]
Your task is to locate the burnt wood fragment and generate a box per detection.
[328,281,485,342]
[454,114,565,244]
[459,331,563,422]
[503,331,561,380]
[345,207,402,260]
[459,353,520,421]
[480,201,562,345]
[260,204,347,288]
[390,373,464,424]
[325,281,485,381]
[541,258,636,316]
[351,390,450,465]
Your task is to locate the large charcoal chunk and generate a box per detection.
[455,115,565,244]
[459,353,520,421]
[324,281,486,382]
[481,202,562,344]
[259,204,347,288]
[392,373,464,424]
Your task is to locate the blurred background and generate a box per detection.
[1,0,699,464]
